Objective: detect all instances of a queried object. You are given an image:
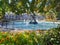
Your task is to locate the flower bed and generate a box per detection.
[0,28,60,45]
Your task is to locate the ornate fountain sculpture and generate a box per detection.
[29,13,38,24]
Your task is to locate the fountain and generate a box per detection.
[29,13,38,24]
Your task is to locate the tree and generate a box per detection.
[0,0,60,19]
[0,0,10,19]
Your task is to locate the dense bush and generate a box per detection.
[0,31,41,45]
[0,27,60,45]
[42,27,60,45]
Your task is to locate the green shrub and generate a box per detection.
[0,27,60,45]
[43,27,60,45]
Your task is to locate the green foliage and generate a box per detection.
[0,0,59,14]
[43,27,60,45]
[0,0,60,19]
[0,27,60,45]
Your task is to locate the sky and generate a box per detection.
[9,0,11,4]
[29,0,32,2]
[8,0,32,3]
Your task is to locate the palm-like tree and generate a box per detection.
[0,0,60,19]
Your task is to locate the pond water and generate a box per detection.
[0,21,59,30]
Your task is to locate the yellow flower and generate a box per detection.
[5,36,10,40]
[0,38,5,43]
[13,38,16,41]
[1,32,7,34]
[23,34,29,38]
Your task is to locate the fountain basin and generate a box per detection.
[0,21,59,30]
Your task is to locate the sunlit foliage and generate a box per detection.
[0,0,60,19]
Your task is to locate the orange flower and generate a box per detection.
[1,32,6,34]
[0,38,5,43]
[0,40,2,43]
[5,36,10,40]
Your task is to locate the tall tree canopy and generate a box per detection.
[0,0,60,17]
